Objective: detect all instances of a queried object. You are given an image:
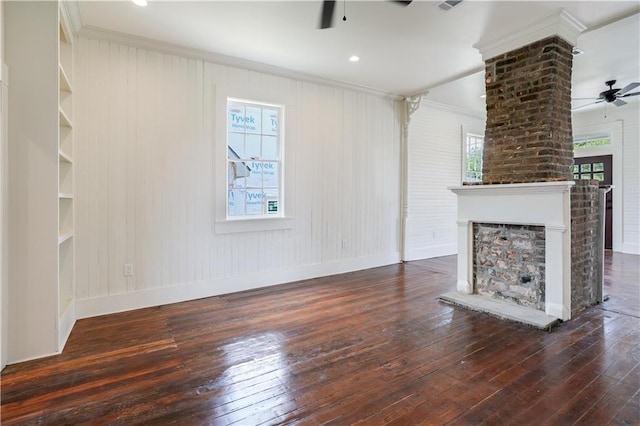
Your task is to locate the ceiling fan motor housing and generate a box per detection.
[600,80,619,102]
[600,89,620,102]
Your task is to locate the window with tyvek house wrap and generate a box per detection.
[227,99,283,218]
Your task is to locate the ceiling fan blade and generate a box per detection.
[613,99,628,107]
[392,0,413,5]
[617,82,639,95]
[572,100,603,111]
[319,0,336,29]
[620,91,640,98]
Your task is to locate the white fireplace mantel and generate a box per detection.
[449,181,575,320]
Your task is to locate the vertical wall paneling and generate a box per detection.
[0,0,7,370]
[74,37,402,318]
[404,101,485,261]
[75,37,87,299]
[125,46,137,293]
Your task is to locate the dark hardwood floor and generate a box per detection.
[1,253,639,425]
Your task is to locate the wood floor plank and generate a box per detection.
[485,316,638,423]
[1,252,638,425]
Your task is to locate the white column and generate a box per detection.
[545,225,571,320]
[596,186,612,303]
[456,220,472,293]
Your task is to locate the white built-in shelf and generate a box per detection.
[59,64,72,93]
[58,231,74,245]
[59,149,73,163]
[59,107,73,128]
[59,4,76,337]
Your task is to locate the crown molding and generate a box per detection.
[77,26,403,101]
[474,9,586,61]
[60,0,83,35]
[407,65,485,99]
[420,99,486,120]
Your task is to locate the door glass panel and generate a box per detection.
[573,174,580,180]
[581,164,591,172]
[593,162,604,172]
[593,172,604,181]
[573,165,579,173]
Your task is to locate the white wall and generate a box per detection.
[573,102,640,254]
[73,37,402,317]
[0,0,7,371]
[404,100,485,260]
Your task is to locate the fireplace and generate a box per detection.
[449,182,574,320]
[440,11,606,326]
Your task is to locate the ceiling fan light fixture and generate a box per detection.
[349,55,360,62]
[572,47,584,56]
[132,0,148,7]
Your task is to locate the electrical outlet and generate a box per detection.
[123,263,134,277]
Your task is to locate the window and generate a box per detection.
[227,99,283,219]
[573,160,606,181]
[573,134,610,150]
[464,134,484,182]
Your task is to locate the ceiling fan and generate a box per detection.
[573,80,640,110]
[319,0,413,29]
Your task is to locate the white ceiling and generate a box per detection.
[76,1,640,112]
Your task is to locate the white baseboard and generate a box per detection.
[7,350,63,366]
[58,300,76,352]
[403,244,457,261]
[621,242,640,255]
[76,252,401,319]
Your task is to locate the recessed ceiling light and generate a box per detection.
[132,0,148,6]
[349,55,360,63]
[480,94,487,98]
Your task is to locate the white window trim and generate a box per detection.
[572,132,612,157]
[462,132,484,184]
[214,86,295,234]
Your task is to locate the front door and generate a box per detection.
[573,155,613,249]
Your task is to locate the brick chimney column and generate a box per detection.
[473,10,587,184]
[483,36,574,184]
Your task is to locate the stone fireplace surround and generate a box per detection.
[473,223,546,310]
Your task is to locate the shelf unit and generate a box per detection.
[6,0,78,362]
[58,3,75,337]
